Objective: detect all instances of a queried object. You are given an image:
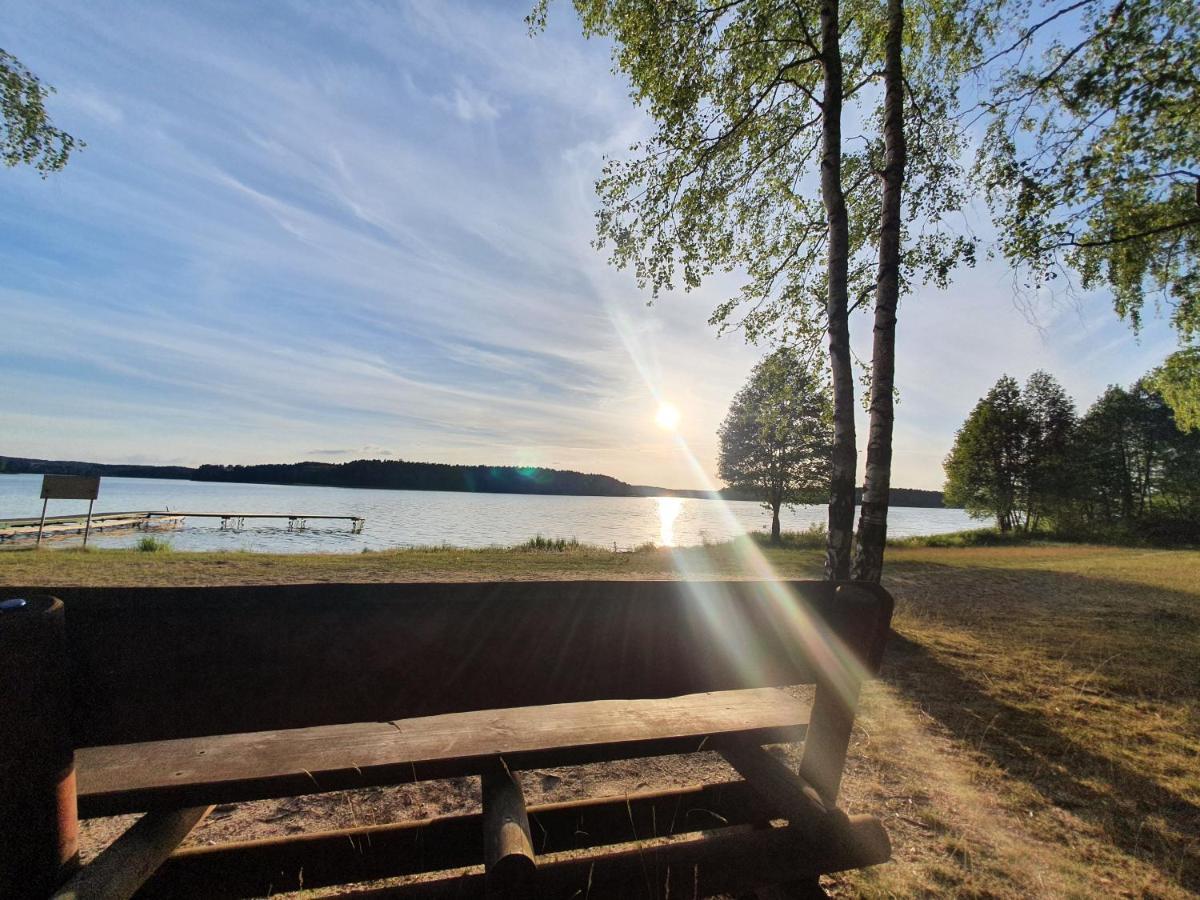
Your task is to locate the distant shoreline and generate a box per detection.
[0,455,951,508]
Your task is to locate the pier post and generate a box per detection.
[0,596,79,898]
[36,498,48,547]
[82,499,95,548]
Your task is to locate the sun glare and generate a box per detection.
[656,496,683,546]
[655,402,681,431]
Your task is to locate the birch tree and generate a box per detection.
[850,0,905,581]
[534,0,975,580]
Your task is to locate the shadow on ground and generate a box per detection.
[880,562,1200,894]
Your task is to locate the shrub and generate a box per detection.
[519,535,580,552]
[749,523,828,549]
[887,528,1037,548]
[136,536,172,552]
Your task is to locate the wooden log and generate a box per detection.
[335,817,891,900]
[140,781,767,898]
[798,677,860,806]
[51,806,211,900]
[0,595,79,899]
[797,584,883,805]
[481,763,535,897]
[720,742,890,867]
[720,742,828,824]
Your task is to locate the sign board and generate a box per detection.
[40,475,101,501]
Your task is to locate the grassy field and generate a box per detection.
[2,540,1197,897]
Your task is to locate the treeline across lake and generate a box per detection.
[945,370,1199,545]
[193,460,647,497]
[0,455,948,507]
[196,462,948,506]
[0,455,194,480]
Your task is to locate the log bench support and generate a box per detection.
[0,597,78,899]
[50,807,212,900]
[481,762,536,897]
[1,580,895,899]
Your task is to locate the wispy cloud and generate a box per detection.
[309,446,395,458]
[434,77,502,122]
[0,0,1176,489]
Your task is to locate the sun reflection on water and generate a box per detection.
[655,496,684,547]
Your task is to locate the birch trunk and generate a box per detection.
[851,0,906,583]
[820,0,856,582]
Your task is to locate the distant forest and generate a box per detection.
[0,455,949,507]
[0,455,195,480]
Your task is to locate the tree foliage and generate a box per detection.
[1,49,81,175]
[1020,369,1078,526]
[1070,382,1199,535]
[946,370,1199,543]
[539,0,974,343]
[718,347,833,544]
[1151,347,1200,432]
[944,374,1030,530]
[977,0,1199,421]
[944,371,1077,530]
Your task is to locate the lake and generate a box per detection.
[0,474,978,553]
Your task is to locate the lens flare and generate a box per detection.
[601,302,1014,850]
[604,303,868,705]
[656,496,683,546]
[655,402,681,431]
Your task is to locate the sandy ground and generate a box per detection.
[79,752,747,860]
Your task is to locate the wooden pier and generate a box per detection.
[164,512,366,533]
[0,511,365,543]
[0,512,185,543]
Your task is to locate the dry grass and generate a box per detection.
[6,541,1198,897]
[836,545,1200,898]
[0,539,824,586]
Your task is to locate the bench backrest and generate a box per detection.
[38,580,893,748]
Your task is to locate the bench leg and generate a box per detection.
[0,597,79,899]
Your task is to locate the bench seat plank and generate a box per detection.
[77,688,809,818]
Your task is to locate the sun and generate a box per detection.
[655,402,681,431]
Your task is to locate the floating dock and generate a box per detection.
[0,511,365,543]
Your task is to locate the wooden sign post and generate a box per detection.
[37,476,101,548]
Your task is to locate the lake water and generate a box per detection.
[0,474,977,553]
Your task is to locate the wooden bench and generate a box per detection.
[0,580,894,899]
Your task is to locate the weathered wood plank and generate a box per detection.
[51,806,211,900]
[140,781,769,898]
[78,689,809,817]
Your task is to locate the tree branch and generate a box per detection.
[1058,217,1200,249]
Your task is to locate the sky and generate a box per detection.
[1,1,1179,491]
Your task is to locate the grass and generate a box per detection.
[135,535,172,553]
[2,537,1197,897]
[835,544,1200,898]
[518,534,581,551]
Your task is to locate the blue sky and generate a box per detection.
[1,1,1178,490]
